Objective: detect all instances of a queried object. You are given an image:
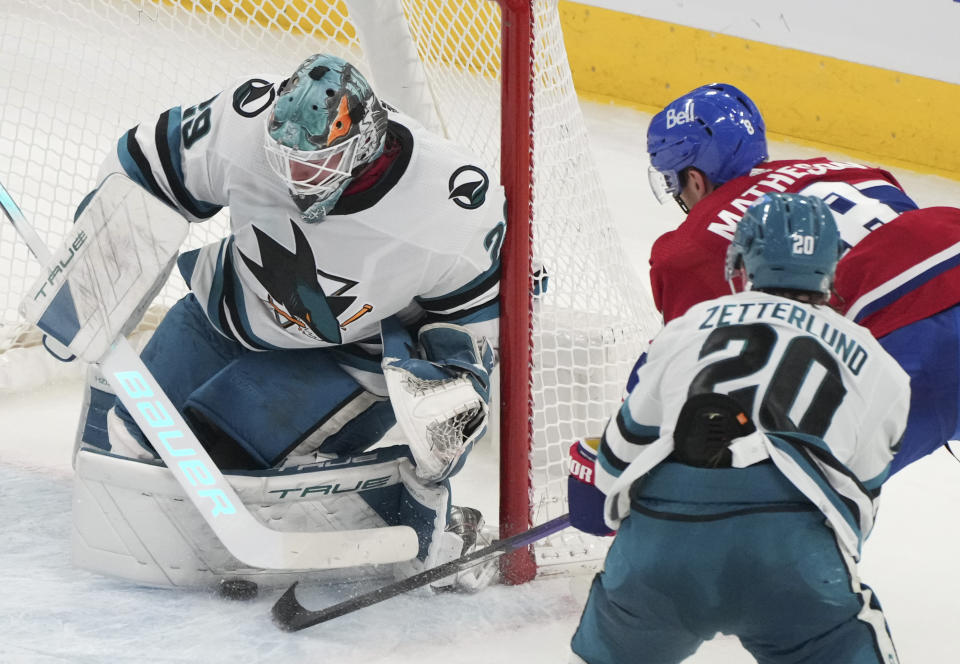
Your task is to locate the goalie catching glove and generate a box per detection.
[382,317,494,483]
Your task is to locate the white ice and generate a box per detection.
[1,100,959,664]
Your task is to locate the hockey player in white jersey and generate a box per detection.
[69,54,502,589]
[567,193,909,663]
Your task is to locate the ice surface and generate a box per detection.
[1,101,959,663]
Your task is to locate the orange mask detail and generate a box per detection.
[326,95,352,145]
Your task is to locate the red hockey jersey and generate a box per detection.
[649,157,960,338]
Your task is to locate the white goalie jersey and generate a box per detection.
[97,75,504,352]
[597,291,911,558]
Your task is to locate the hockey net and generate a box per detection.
[0,0,661,581]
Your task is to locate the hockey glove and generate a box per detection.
[567,439,614,537]
[382,318,494,483]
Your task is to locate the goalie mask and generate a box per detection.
[264,54,388,221]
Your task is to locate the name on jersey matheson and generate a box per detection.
[707,161,869,241]
[698,300,869,375]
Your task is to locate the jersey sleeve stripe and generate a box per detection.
[846,242,960,323]
[598,406,660,475]
[616,406,660,445]
[855,182,918,214]
[597,437,628,476]
[155,108,222,220]
[419,299,499,326]
[117,126,176,209]
[416,262,500,313]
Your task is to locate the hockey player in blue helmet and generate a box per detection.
[644,81,960,477]
[264,54,388,220]
[646,83,767,213]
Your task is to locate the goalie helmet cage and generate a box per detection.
[0,0,661,582]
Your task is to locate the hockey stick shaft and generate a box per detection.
[0,182,75,361]
[0,182,52,263]
[0,178,418,570]
[272,513,572,632]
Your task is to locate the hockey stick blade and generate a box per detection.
[272,513,572,632]
[1,177,419,570]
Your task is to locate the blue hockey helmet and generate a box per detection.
[264,54,388,220]
[725,193,842,296]
[647,83,768,204]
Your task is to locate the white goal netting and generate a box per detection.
[0,0,661,575]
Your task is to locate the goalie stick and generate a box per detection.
[0,177,418,570]
[272,513,572,632]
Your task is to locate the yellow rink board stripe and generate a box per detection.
[160,1,959,179]
[558,2,960,180]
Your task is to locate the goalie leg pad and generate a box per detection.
[110,293,245,455]
[184,346,396,469]
[110,295,397,469]
[71,444,450,588]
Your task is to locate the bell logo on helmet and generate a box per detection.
[665,100,695,129]
[647,84,769,194]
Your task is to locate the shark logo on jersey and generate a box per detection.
[232,78,276,118]
[448,165,489,210]
[238,220,361,344]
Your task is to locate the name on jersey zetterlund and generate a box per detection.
[33,230,87,300]
[698,300,869,375]
[707,161,869,241]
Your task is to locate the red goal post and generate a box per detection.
[498,0,538,583]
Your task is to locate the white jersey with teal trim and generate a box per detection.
[596,291,910,558]
[98,76,504,351]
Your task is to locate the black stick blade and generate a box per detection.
[270,514,572,632]
[272,582,310,632]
